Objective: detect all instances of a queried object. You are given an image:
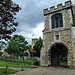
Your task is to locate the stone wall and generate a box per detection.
[41,1,75,68]
[32,38,38,49]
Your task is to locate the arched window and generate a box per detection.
[51,13,63,29]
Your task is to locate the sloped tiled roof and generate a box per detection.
[30,49,37,53]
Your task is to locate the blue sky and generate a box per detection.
[12,0,75,45]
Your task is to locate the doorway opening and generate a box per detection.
[50,43,68,67]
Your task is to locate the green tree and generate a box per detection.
[0,41,6,50]
[0,0,21,41]
[0,45,2,50]
[33,37,43,57]
[0,44,3,50]
[27,45,31,49]
[0,51,3,56]
[5,35,28,59]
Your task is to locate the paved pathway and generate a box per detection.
[0,67,21,71]
[9,67,75,75]
[0,66,31,71]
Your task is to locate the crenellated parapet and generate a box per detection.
[43,1,72,16]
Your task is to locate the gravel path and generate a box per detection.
[9,67,75,75]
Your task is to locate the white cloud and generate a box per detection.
[11,0,75,45]
[32,23,44,39]
[13,23,44,45]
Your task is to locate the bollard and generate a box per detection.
[6,65,8,73]
[21,64,24,71]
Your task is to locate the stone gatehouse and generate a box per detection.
[40,1,75,68]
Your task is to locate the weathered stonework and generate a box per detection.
[32,38,38,49]
[41,1,75,68]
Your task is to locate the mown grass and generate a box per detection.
[0,62,36,68]
[0,58,32,65]
[0,68,16,75]
[0,57,40,66]
[0,58,39,75]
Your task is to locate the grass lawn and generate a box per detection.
[0,57,40,66]
[0,58,32,65]
[0,68,16,75]
[0,62,36,68]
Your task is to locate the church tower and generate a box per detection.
[41,1,75,68]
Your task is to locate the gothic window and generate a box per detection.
[51,13,63,29]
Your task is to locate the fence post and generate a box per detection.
[6,65,8,73]
[21,64,24,71]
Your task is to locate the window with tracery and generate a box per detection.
[51,13,63,29]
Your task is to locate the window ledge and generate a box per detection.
[50,27,65,31]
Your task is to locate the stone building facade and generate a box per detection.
[41,1,75,68]
[32,38,38,49]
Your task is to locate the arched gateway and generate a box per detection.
[41,1,75,68]
[50,43,68,66]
